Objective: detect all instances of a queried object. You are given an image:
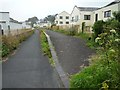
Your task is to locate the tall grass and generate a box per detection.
[1,30,34,58]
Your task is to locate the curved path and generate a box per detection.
[2,30,60,88]
[46,30,95,75]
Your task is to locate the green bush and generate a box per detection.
[2,44,10,57]
[93,20,105,40]
[70,59,120,89]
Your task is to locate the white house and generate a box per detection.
[22,21,31,29]
[54,0,120,33]
[38,20,51,28]
[55,11,70,28]
[70,6,98,32]
[93,0,120,23]
[0,12,31,35]
[0,12,10,35]
[9,18,22,30]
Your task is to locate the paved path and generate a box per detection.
[2,30,60,88]
[46,30,95,75]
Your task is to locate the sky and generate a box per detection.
[0,0,115,21]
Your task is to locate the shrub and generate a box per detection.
[93,20,105,40]
[70,58,120,89]
[2,44,10,57]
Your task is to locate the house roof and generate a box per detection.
[102,0,120,8]
[0,21,6,23]
[58,11,70,15]
[77,7,99,11]
[0,12,9,13]
[10,18,22,24]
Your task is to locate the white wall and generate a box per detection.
[93,3,119,23]
[55,11,70,26]
[22,22,31,29]
[9,22,22,30]
[70,6,94,32]
[70,6,81,25]
[0,12,10,30]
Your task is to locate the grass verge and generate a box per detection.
[40,30,55,67]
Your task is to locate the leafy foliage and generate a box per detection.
[70,59,120,89]
[44,15,56,24]
[26,16,39,27]
[93,20,105,40]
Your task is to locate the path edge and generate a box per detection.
[43,31,69,88]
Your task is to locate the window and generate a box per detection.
[60,21,63,24]
[84,15,91,20]
[104,10,111,18]
[75,15,79,22]
[59,16,63,19]
[66,22,69,24]
[56,21,58,24]
[71,17,74,22]
[66,16,69,19]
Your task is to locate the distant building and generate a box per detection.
[70,6,98,32]
[0,12,10,35]
[55,11,70,29]
[54,0,120,33]
[9,18,22,30]
[39,20,51,28]
[22,21,31,29]
[0,12,31,35]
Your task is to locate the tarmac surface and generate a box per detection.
[2,30,60,88]
[46,30,95,75]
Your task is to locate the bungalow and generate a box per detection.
[39,21,51,28]
[55,11,70,29]
[22,21,31,29]
[0,12,31,35]
[70,6,98,32]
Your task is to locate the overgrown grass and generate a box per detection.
[1,30,34,59]
[70,53,120,89]
[40,30,55,66]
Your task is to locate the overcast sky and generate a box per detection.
[0,0,115,21]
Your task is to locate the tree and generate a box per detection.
[93,20,105,40]
[27,16,39,27]
[44,15,56,24]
